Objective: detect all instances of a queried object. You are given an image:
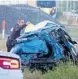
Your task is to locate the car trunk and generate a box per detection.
[0,51,20,74]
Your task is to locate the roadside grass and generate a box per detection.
[0,39,6,51]
[23,62,78,79]
[40,62,78,79]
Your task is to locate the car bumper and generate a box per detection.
[0,76,23,79]
[0,71,23,79]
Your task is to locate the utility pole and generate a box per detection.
[1,20,6,39]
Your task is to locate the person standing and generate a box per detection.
[6,18,29,52]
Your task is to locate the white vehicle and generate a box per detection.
[0,51,23,79]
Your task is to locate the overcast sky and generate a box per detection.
[0,0,27,5]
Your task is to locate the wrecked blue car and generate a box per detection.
[11,21,77,72]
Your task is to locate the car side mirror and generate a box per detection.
[72,41,77,44]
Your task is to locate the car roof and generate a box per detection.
[18,21,65,39]
[25,20,61,33]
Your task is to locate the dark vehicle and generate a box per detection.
[11,21,77,73]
